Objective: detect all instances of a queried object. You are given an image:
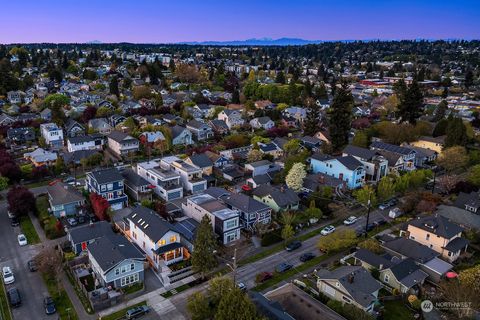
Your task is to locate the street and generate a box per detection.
[0,201,51,320]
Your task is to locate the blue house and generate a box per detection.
[47,182,85,217]
[86,168,128,211]
[310,153,366,189]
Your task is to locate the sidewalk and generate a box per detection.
[61,273,96,320]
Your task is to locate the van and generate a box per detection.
[389,207,403,219]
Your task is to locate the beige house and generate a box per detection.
[316,266,381,313]
[379,258,428,294]
[410,136,444,154]
[404,215,469,262]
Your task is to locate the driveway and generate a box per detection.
[0,201,50,320]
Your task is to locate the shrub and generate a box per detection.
[261,229,282,246]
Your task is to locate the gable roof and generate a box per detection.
[336,155,364,171]
[170,125,189,139]
[68,221,113,244]
[88,168,124,184]
[188,153,214,168]
[108,130,137,143]
[343,145,377,161]
[409,215,463,239]
[370,141,416,156]
[382,237,439,263]
[388,258,428,288]
[223,193,270,214]
[47,182,84,206]
[253,185,299,207]
[126,206,178,243]
[353,249,393,270]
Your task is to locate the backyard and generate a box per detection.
[36,195,65,239]
[382,300,416,320]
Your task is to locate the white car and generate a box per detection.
[17,234,27,246]
[7,210,15,219]
[343,216,358,225]
[321,225,336,236]
[2,266,15,285]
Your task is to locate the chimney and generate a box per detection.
[379,264,383,270]
[348,273,354,283]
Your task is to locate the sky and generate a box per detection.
[1,0,479,43]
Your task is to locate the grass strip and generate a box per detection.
[100,301,147,320]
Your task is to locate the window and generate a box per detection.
[107,192,114,200]
[132,232,137,239]
[130,263,135,271]
[426,234,430,240]
[384,274,390,282]
[448,251,453,257]
[159,239,166,246]
[107,183,113,191]
[342,296,351,304]
[225,219,238,230]
[120,273,139,287]
[115,269,120,275]
[170,235,177,243]
[121,265,127,273]
[101,185,106,192]
[336,282,340,288]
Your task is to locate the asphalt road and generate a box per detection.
[0,201,51,320]
[235,209,391,289]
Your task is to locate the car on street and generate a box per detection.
[27,260,37,272]
[379,198,397,210]
[10,217,19,227]
[2,266,15,284]
[285,240,302,252]
[374,218,387,227]
[389,207,403,219]
[365,223,376,232]
[275,263,293,273]
[7,287,21,308]
[44,296,56,315]
[256,272,273,283]
[237,282,247,291]
[17,234,27,246]
[343,216,358,225]
[67,217,78,226]
[299,252,315,262]
[126,305,150,319]
[320,225,336,236]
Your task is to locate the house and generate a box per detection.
[121,168,153,202]
[40,123,64,150]
[410,136,445,154]
[310,153,366,189]
[222,193,272,232]
[88,234,145,289]
[204,150,230,168]
[86,168,128,210]
[253,185,300,213]
[282,106,307,122]
[218,109,245,129]
[370,141,416,171]
[24,148,57,167]
[63,150,101,166]
[169,158,207,194]
[170,125,193,145]
[7,127,35,145]
[67,134,104,152]
[47,181,85,217]
[315,130,331,145]
[404,215,469,262]
[402,145,437,167]
[138,115,163,127]
[172,217,199,253]
[126,206,189,275]
[244,160,279,177]
[186,153,214,176]
[246,174,272,189]
[254,100,275,110]
[302,173,344,193]
[88,118,113,135]
[107,131,139,158]
[193,104,216,118]
[68,221,114,255]
[138,131,166,147]
[437,204,480,230]
[65,119,86,137]
[7,90,24,104]
[380,258,428,294]
[40,108,52,121]
[258,142,283,159]
[454,191,480,214]
[300,136,322,152]
[342,145,388,182]
[182,193,241,245]
[209,119,229,135]
[0,114,15,126]
[136,160,184,201]
[316,266,381,313]
[281,116,297,128]
[110,114,128,128]
[186,120,214,141]
[250,116,275,130]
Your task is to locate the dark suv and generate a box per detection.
[126,305,149,319]
[7,287,21,308]
[285,240,302,252]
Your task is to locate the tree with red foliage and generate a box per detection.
[55,219,64,233]
[266,127,289,138]
[82,106,97,123]
[32,166,50,181]
[7,186,36,217]
[0,149,21,182]
[352,118,371,129]
[89,193,111,221]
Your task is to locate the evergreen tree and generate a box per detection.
[109,76,120,97]
[304,104,320,136]
[315,82,328,100]
[465,69,474,89]
[232,89,240,104]
[329,84,354,151]
[445,117,468,147]
[398,79,423,124]
[275,71,285,84]
[433,100,448,122]
[191,215,218,278]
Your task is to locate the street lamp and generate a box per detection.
[214,248,238,284]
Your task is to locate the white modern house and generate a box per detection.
[40,123,64,150]
[136,159,184,201]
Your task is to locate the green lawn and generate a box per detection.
[36,196,65,239]
[382,300,415,320]
[123,282,144,295]
[160,283,191,298]
[0,279,12,320]
[20,215,41,244]
[100,301,147,320]
[42,273,79,320]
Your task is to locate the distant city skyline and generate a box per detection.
[2,0,479,44]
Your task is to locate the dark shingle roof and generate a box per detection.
[370,141,416,156]
[337,155,364,170]
[188,154,214,168]
[121,168,149,187]
[383,237,439,263]
[388,258,428,288]
[253,185,299,208]
[409,215,463,239]
[47,182,84,206]
[69,221,113,244]
[63,150,100,164]
[127,206,177,243]
[354,249,393,270]
[443,237,469,252]
[343,145,377,161]
[108,131,136,143]
[89,168,124,184]
[172,218,199,242]
[223,193,270,214]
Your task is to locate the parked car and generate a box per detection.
[285,240,302,252]
[320,225,336,236]
[374,218,387,227]
[67,217,78,226]
[7,287,21,308]
[237,282,246,292]
[365,224,376,232]
[256,272,273,283]
[299,252,315,262]
[10,217,19,227]
[44,296,56,315]
[7,210,15,219]
[388,207,403,219]
[275,263,293,273]
[27,260,37,272]
[126,305,149,319]
[2,266,15,285]
[17,234,27,246]
[379,199,397,210]
[343,216,358,225]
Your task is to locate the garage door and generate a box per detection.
[111,202,123,211]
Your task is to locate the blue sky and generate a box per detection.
[1,0,479,43]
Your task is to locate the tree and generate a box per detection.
[283,139,301,156]
[437,174,460,194]
[281,224,294,243]
[397,79,423,124]
[275,71,286,84]
[89,193,111,221]
[54,156,65,175]
[7,186,36,217]
[377,176,395,202]
[318,229,357,253]
[468,165,480,186]
[353,185,377,208]
[436,146,468,172]
[109,76,119,96]
[433,100,448,122]
[187,292,212,320]
[305,200,322,222]
[445,117,468,147]
[329,84,353,151]
[285,163,307,192]
[133,85,152,100]
[35,246,63,293]
[352,131,369,148]
[439,280,478,318]
[44,93,70,125]
[433,118,449,137]
[358,239,384,254]
[82,106,97,123]
[303,104,320,136]
[0,176,8,191]
[215,284,258,320]
[191,215,218,279]
[247,149,263,163]
[465,69,474,89]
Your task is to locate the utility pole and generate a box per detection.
[364,191,372,238]
[230,248,238,284]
